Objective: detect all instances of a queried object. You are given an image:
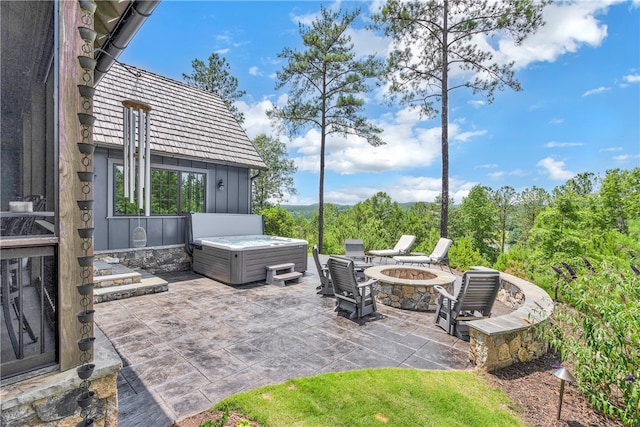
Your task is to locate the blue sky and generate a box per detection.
[119,0,640,205]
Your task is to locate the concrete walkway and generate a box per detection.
[94,258,482,426]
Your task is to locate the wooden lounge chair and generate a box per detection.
[368,235,416,262]
[393,238,453,272]
[433,269,501,340]
[312,245,333,296]
[327,256,378,319]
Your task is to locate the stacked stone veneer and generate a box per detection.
[467,269,554,371]
[94,243,191,273]
[366,266,456,312]
[0,329,121,426]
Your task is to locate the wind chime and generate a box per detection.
[122,99,152,247]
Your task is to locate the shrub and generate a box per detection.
[448,236,487,270]
[542,263,640,426]
[260,206,296,237]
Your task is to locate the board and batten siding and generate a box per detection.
[93,147,251,250]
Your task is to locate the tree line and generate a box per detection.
[263,168,639,277]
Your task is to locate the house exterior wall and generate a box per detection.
[93,147,251,251]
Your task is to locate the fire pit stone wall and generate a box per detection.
[364,266,456,311]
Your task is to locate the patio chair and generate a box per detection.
[327,256,378,319]
[368,235,416,263]
[344,239,367,262]
[344,239,373,280]
[393,238,453,272]
[433,269,501,340]
[312,245,333,296]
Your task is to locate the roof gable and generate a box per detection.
[93,62,267,170]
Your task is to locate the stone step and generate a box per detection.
[93,274,168,304]
[93,271,142,288]
[93,258,122,277]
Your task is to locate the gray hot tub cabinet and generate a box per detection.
[188,213,308,285]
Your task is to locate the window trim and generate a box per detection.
[107,159,207,218]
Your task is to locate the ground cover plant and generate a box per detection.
[209,368,523,427]
[543,265,640,426]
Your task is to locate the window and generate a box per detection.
[113,165,206,215]
[181,172,205,213]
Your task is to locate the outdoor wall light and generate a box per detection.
[218,179,225,191]
[553,366,576,420]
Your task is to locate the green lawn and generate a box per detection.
[213,368,524,427]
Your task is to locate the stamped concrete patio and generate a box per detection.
[95,257,497,426]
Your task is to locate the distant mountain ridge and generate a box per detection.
[282,202,417,218]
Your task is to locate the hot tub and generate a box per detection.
[364,265,455,311]
[193,235,308,285]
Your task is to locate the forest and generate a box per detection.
[261,167,640,425]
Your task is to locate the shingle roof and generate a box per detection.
[93,62,267,170]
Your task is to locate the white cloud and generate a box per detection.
[287,108,445,175]
[582,86,611,96]
[623,74,640,83]
[488,169,528,179]
[475,163,498,169]
[235,98,276,140]
[453,129,487,143]
[599,146,623,152]
[214,48,230,55]
[248,66,263,76]
[544,141,584,148]
[348,26,390,58]
[613,153,640,162]
[468,100,485,108]
[550,118,564,125]
[238,96,485,178]
[537,157,574,180]
[499,1,609,69]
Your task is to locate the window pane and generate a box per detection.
[114,165,141,215]
[181,172,205,213]
[1,248,58,379]
[151,169,178,214]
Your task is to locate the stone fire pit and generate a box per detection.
[364,265,456,311]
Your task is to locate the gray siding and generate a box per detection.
[93,148,251,250]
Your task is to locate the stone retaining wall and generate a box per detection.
[1,328,121,426]
[468,269,554,371]
[95,244,191,273]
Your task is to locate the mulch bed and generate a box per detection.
[484,351,622,426]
